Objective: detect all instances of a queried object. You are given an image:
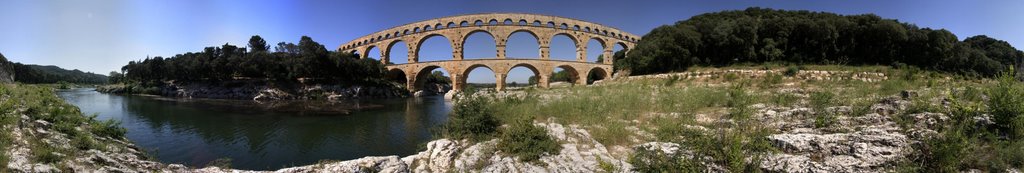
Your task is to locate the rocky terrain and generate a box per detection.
[8,67,1023,172]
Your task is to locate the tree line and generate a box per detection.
[615,7,1024,77]
[114,35,387,85]
[0,53,108,84]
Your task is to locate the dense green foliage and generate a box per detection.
[9,63,107,84]
[424,71,451,84]
[496,120,561,162]
[118,35,387,85]
[437,96,500,141]
[616,8,1024,77]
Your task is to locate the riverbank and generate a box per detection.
[97,79,408,101]
[0,84,192,172]
[5,65,1023,172]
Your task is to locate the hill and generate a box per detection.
[615,7,1024,78]
[12,63,108,84]
[0,53,107,84]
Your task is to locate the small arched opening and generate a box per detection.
[550,65,579,87]
[414,66,452,95]
[587,67,608,85]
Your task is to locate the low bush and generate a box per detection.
[628,146,701,173]
[72,135,101,150]
[761,73,784,87]
[784,66,801,77]
[90,118,127,139]
[726,85,753,120]
[723,73,739,82]
[988,71,1024,139]
[436,96,500,141]
[30,139,63,164]
[496,120,560,162]
[810,92,837,128]
[909,73,1024,171]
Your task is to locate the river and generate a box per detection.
[56,88,452,170]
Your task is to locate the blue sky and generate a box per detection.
[1,0,1022,83]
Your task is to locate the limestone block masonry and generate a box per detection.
[338,13,640,92]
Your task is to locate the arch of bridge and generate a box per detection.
[385,59,611,92]
[339,13,639,65]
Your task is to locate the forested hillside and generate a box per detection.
[12,64,108,84]
[616,7,1024,77]
[0,53,107,84]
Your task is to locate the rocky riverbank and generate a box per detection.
[97,80,408,101]
[11,66,1024,172]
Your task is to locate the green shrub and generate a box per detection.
[72,135,100,150]
[726,86,753,119]
[761,73,783,87]
[30,139,63,164]
[809,91,836,111]
[628,146,701,173]
[664,75,680,86]
[810,92,837,128]
[437,96,499,141]
[90,118,127,139]
[784,66,801,77]
[496,121,560,162]
[0,123,10,169]
[988,71,1024,139]
[723,73,739,82]
[682,128,771,172]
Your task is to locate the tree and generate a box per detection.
[248,35,269,52]
[115,36,393,86]
[108,71,124,84]
[274,42,299,54]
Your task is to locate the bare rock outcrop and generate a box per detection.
[757,92,920,172]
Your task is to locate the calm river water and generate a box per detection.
[57,88,451,170]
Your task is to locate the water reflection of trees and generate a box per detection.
[120,95,451,169]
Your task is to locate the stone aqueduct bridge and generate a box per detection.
[338,13,639,92]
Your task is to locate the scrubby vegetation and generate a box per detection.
[436,96,500,141]
[435,93,562,162]
[496,120,561,162]
[0,84,128,169]
[904,71,1024,172]
[440,63,1024,171]
[616,7,1023,78]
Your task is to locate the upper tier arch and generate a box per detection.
[339,13,640,65]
